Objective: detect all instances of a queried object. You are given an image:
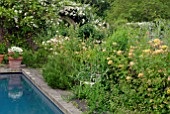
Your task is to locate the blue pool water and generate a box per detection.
[0,74,63,114]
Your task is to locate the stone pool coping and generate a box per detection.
[0,67,82,114]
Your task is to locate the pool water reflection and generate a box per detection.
[0,74,63,114]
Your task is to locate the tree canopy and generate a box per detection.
[106,0,170,23]
[0,0,58,47]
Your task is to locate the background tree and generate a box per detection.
[73,0,113,17]
[106,0,170,24]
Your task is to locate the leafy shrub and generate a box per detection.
[42,54,76,89]
[104,31,170,113]
[105,27,129,51]
[41,35,81,89]
[78,24,95,39]
[72,23,170,113]
[78,23,107,40]
[73,83,109,113]
[106,0,170,23]
[22,48,49,68]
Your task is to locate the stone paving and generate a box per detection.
[0,67,82,114]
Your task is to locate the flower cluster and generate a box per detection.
[57,0,107,29]
[128,46,137,58]
[58,0,90,24]
[8,46,23,59]
[91,18,107,29]
[142,38,168,55]
[8,46,23,54]
[42,35,71,52]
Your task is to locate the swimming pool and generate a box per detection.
[0,73,63,114]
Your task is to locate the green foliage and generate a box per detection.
[0,0,58,46]
[78,23,106,40]
[106,28,129,50]
[41,35,81,89]
[74,0,113,17]
[42,54,74,89]
[9,52,20,59]
[0,43,6,54]
[73,83,109,113]
[106,0,170,24]
[22,48,49,68]
[3,0,169,113]
[78,24,95,39]
[71,21,170,113]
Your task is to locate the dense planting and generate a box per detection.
[1,0,170,113]
[42,22,170,113]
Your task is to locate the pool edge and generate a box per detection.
[0,68,82,114]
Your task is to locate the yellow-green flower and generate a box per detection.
[167,88,170,95]
[112,42,117,46]
[118,64,124,68]
[108,60,113,65]
[81,42,85,45]
[147,88,152,92]
[161,45,168,50]
[149,99,154,103]
[107,57,110,60]
[142,49,151,53]
[153,38,161,44]
[126,76,132,80]
[138,73,144,78]
[129,61,135,67]
[148,40,152,45]
[128,52,133,58]
[117,50,123,55]
[74,51,79,54]
[102,49,106,52]
[152,49,163,54]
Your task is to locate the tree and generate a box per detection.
[106,0,170,24]
[0,0,58,48]
[73,0,113,17]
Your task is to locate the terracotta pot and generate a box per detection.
[8,56,23,69]
[0,54,4,63]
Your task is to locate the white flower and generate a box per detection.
[82,19,85,24]
[24,13,27,16]
[14,17,18,23]
[19,10,22,13]
[33,24,38,28]
[14,10,18,13]
[8,46,23,53]
[98,23,102,27]
[53,52,58,55]
[42,41,46,45]
[47,40,51,43]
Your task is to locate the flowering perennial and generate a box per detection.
[8,46,23,54]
